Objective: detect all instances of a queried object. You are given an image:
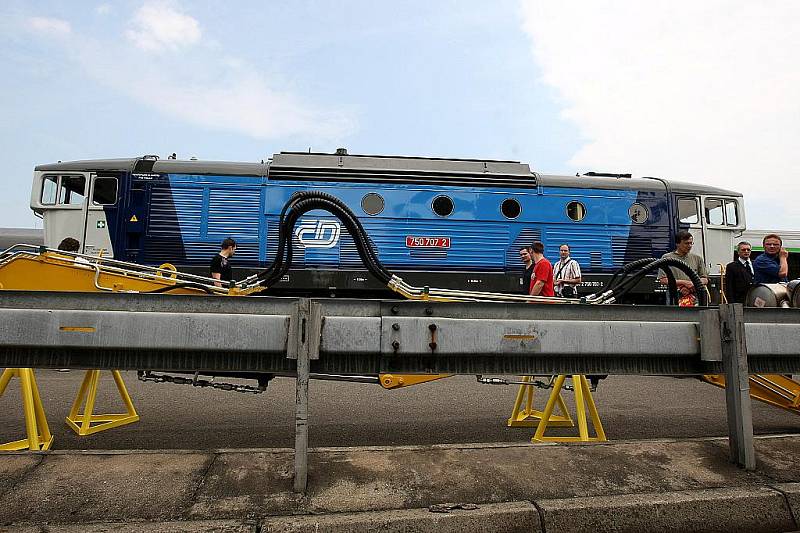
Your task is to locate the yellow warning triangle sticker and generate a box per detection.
[130,215,138,222]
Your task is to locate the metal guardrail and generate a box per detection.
[1,290,800,490]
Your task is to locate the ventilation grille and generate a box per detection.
[266,222,305,266]
[148,187,203,237]
[612,235,648,262]
[141,239,259,265]
[506,228,542,271]
[409,249,448,260]
[268,166,537,189]
[207,188,260,238]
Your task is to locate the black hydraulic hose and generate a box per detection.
[663,266,680,305]
[143,282,216,294]
[257,190,320,284]
[259,193,363,284]
[257,192,393,288]
[606,257,679,300]
[610,257,706,305]
[606,256,678,304]
[305,195,389,278]
[297,194,386,277]
[604,257,658,292]
[291,196,392,282]
[262,190,307,280]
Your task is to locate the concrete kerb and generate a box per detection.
[2,488,796,533]
[536,486,796,533]
[769,483,800,528]
[260,501,540,533]
[3,436,800,531]
[0,520,259,532]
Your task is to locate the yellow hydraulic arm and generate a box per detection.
[702,374,800,415]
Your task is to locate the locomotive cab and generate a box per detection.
[30,169,120,256]
[675,190,745,276]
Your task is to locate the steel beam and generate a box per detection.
[0,293,799,376]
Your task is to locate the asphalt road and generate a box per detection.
[1,371,799,450]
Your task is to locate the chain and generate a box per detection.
[137,370,267,394]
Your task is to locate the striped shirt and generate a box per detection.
[553,257,581,296]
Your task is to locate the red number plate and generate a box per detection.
[405,236,451,248]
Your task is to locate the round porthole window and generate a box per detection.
[361,192,384,215]
[628,202,649,224]
[501,198,521,219]
[432,195,454,217]
[566,201,586,222]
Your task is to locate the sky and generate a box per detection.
[1,1,798,230]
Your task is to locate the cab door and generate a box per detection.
[676,196,704,257]
[33,172,90,251]
[700,196,745,276]
[83,175,119,257]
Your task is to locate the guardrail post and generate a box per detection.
[289,299,322,493]
[291,298,311,493]
[719,303,755,470]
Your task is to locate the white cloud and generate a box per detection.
[27,16,71,36]
[70,34,355,141]
[18,3,354,146]
[116,68,356,140]
[520,1,800,230]
[96,4,112,15]
[126,1,201,52]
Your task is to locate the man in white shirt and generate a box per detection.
[553,244,582,298]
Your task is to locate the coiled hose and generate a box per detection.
[593,256,706,305]
[257,191,392,288]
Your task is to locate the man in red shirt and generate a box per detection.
[529,241,555,297]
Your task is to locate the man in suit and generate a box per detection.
[724,241,754,304]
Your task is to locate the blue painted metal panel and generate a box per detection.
[148,186,203,237]
[135,174,672,274]
[207,187,261,240]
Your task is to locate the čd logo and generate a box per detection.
[295,219,341,248]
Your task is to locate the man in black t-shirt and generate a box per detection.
[519,245,534,294]
[210,237,236,287]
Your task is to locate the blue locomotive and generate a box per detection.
[30,149,745,299]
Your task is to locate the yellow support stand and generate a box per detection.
[532,375,606,443]
[65,370,140,436]
[0,368,53,451]
[507,376,574,428]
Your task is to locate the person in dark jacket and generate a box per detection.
[724,241,754,304]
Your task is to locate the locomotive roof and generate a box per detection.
[35,153,741,196]
[540,174,741,196]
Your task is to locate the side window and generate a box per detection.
[41,175,58,205]
[677,197,699,224]
[92,177,118,205]
[566,201,586,222]
[724,199,738,226]
[59,176,87,206]
[704,198,724,225]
